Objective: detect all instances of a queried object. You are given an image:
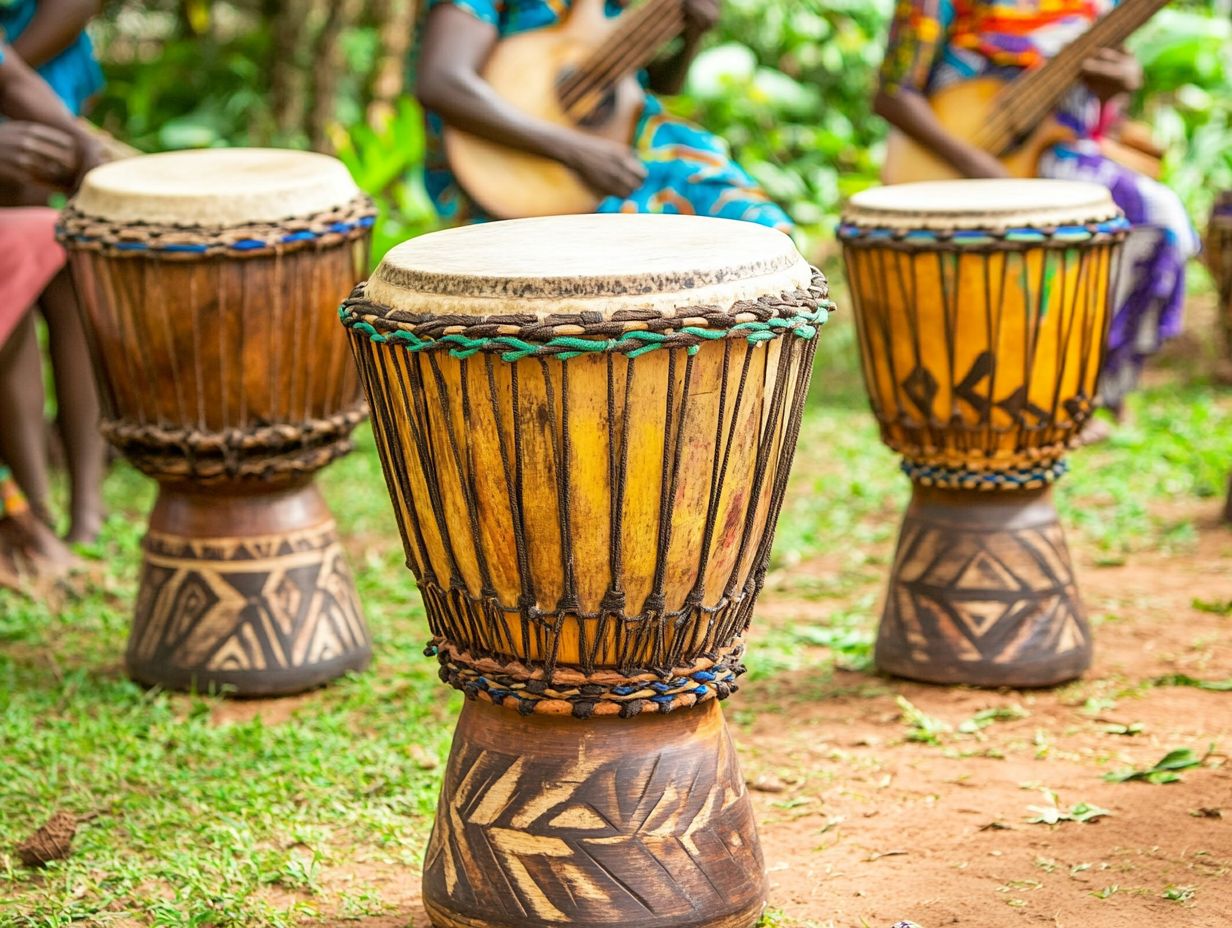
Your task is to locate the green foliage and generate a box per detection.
[1130,5,1232,218]
[1104,745,1212,784]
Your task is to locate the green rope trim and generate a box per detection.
[339,302,832,362]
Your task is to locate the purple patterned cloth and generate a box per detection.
[1040,142,1201,411]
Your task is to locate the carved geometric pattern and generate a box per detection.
[877,506,1092,687]
[424,707,764,928]
[128,521,370,694]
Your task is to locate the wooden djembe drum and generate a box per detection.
[1208,192,1232,520]
[840,180,1128,687]
[60,149,374,696]
[342,214,831,928]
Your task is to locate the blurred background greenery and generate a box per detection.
[86,0,1232,261]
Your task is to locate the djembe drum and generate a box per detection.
[341,214,830,928]
[1208,192,1232,520]
[60,149,374,696]
[839,180,1128,687]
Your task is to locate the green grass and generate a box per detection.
[2,308,1230,924]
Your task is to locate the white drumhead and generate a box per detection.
[367,214,811,318]
[842,179,1120,231]
[73,148,361,226]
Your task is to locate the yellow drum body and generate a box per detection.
[840,180,1127,687]
[841,180,1126,486]
[344,214,831,928]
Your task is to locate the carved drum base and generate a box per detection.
[876,485,1092,688]
[129,480,371,696]
[423,698,766,928]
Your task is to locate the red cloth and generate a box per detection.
[0,207,65,346]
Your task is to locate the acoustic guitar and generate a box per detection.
[881,0,1170,185]
[442,0,682,219]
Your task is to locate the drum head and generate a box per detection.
[72,148,360,226]
[367,214,811,318]
[842,179,1120,231]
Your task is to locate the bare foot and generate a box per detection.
[1078,416,1115,446]
[66,506,103,545]
[0,510,78,594]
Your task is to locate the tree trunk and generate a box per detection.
[308,0,361,152]
[269,0,310,141]
[366,0,417,129]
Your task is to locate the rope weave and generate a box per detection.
[902,458,1069,491]
[429,639,747,719]
[58,195,376,260]
[103,404,367,482]
[340,270,833,361]
[837,217,1131,251]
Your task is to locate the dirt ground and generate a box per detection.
[738,498,1232,928]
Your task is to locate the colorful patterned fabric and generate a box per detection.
[880,0,1201,410]
[0,207,64,345]
[420,0,791,231]
[0,0,103,115]
[0,465,27,519]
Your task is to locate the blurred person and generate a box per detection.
[415,0,792,230]
[874,0,1200,437]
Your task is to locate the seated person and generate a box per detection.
[415,0,791,231]
[0,12,107,543]
[874,0,1200,424]
[0,38,103,570]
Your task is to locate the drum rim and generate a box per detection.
[70,148,363,227]
[365,214,811,315]
[840,179,1122,232]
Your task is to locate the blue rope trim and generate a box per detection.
[902,458,1069,490]
[837,216,1131,245]
[63,214,376,256]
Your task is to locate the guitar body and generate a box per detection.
[882,77,1074,184]
[443,0,645,219]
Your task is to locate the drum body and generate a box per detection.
[61,149,373,696]
[840,180,1127,687]
[343,214,830,928]
[1207,192,1232,364]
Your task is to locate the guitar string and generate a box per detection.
[559,1,683,114]
[557,0,676,105]
[975,0,1164,153]
[559,2,682,113]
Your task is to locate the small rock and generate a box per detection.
[16,811,77,868]
[747,773,787,793]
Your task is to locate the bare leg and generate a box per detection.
[0,313,53,526]
[40,269,105,543]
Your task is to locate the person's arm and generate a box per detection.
[8,0,100,69]
[873,0,1009,178]
[645,0,718,96]
[0,45,101,187]
[873,87,1009,178]
[416,4,646,198]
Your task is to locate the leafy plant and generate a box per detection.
[1104,746,1213,784]
[896,695,951,745]
[1026,789,1111,825]
[958,704,1030,733]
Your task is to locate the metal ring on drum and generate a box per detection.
[341,213,833,928]
[59,148,375,697]
[839,179,1130,688]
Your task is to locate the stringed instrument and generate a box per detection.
[882,0,1170,185]
[443,0,683,219]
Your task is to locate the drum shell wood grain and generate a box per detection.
[349,333,814,671]
[67,240,368,462]
[842,238,1117,472]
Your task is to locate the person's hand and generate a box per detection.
[70,134,107,191]
[682,0,720,36]
[562,134,647,199]
[0,120,77,188]
[952,143,1011,179]
[1081,47,1143,102]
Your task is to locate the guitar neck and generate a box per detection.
[978,0,1170,153]
[558,0,684,118]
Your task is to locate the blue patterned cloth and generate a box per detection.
[0,0,103,115]
[421,0,791,231]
